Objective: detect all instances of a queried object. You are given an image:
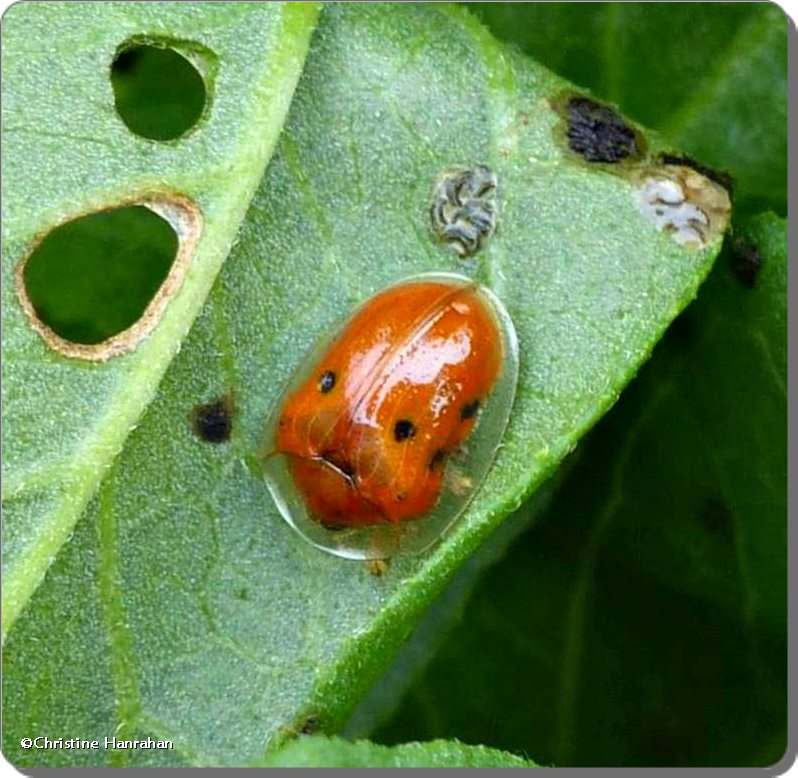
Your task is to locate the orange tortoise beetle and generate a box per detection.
[262,274,518,558]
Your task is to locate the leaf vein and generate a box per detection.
[95,473,141,768]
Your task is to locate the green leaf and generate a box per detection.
[1,1,319,639]
[4,4,731,768]
[262,736,538,768]
[377,213,787,765]
[470,3,788,216]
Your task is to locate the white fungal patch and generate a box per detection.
[639,178,709,245]
[636,165,731,249]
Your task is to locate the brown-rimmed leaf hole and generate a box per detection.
[17,194,202,361]
[112,44,207,140]
[22,207,177,344]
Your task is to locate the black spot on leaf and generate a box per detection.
[729,236,762,289]
[191,395,234,443]
[566,96,638,163]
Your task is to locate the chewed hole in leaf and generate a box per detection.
[111,43,209,140]
[23,207,176,343]
[17,194,202,361]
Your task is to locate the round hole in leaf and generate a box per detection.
[22,206,179,346]
[111,44,207,140]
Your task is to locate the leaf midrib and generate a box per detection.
[96,473,140,768]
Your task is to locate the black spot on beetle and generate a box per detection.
[394,419,416,441]
[461,399,480,421]
[429,449,447,470]
[659,153,734,196]
[729,236,762,289]
[566,96,638,163]
[191,395,234,443]
[319,370,336,393]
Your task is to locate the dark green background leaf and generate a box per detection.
[376,215,787,766]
